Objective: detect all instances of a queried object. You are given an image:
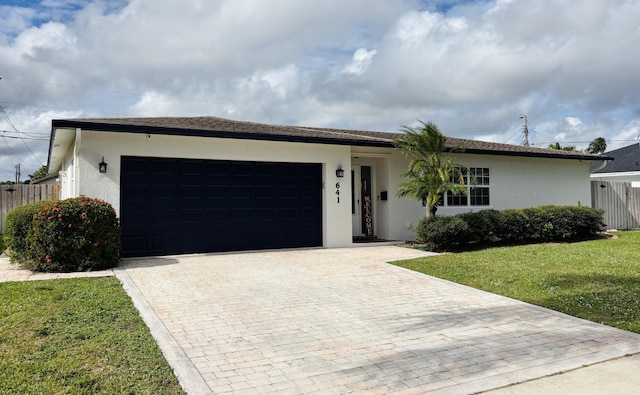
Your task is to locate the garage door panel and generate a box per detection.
[233,185,254,199]
[151,187,175,200]
[255,208,277,221]
[150,209,178,225]
[121,157,322,257]
[256,163,278,177]
[180,185,204,200]
[206,208,231,222]
[300,208,320,221]
[232,208,254,222]
[255,185,277,199]
[207,185,230,199]
[206,161,231,176]
[280,186,299,199]
[279,208,299,221]
[233,162,255,177]
[179,209,205,223]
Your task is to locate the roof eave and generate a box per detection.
[50,119,612,161]
[51,119,393,148]
[460,148,614,162]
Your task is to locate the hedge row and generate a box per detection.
[414,205,606,251]
[3,196,121,272]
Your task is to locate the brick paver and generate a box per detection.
[115,247,640,393]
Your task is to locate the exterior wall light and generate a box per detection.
[99,157,108,173]
[336,164,345,178]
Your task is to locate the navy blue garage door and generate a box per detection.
[120,157,323,257]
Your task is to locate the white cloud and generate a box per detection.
[2,0,640,181]
[343,48,377,75]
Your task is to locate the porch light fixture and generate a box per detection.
[336,164,344,178]
[99,157,108,173]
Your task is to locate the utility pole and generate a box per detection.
[520,114,529,146]
[15,163,20,184]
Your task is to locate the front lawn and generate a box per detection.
[0,277,184,394]
[394,231,640,333]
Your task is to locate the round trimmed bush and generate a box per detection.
[24,196,121,272]
[414,215,470,251]
[3,201,52,264]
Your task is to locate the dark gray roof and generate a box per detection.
[51,116,611,161]
[592,143,640,173]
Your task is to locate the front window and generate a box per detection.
[444,167,490,207]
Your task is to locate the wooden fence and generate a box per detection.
[591,181,640,230]
[1,184,60,233]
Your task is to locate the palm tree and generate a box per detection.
[393,121,468,217]
[586,137,607,154]
[548,142,577,151]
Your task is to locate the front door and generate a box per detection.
[351,165,373,237]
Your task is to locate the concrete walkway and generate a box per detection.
[3,247,640,394]
[0,254,114,281]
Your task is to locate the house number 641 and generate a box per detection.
[336,182,341,203]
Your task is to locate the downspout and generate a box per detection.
[590,160,608,174]
[74,128,82,197]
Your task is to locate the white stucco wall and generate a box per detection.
[61,128,595,248]
[382,151,594,241]
[446,153,593,213]
[74,130,353,248]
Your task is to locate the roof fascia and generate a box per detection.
[51,120,392,148]
[459,148,613,162]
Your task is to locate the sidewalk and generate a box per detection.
[0,254,114,282]
[484,353,640,394]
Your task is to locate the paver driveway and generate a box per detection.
[115,246,640,394]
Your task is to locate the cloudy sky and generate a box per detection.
[1,0,640,182]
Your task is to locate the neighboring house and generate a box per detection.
[47,116,609,257]
[590,143,640,185]
[29,173,59,185]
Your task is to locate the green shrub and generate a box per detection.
[494,209,529,242]
[4,201,53,264]
[564,206,606,237]
[23,196,121,272]
[460,210,501,242]
[414,215,470,251]
[413,205,606,252]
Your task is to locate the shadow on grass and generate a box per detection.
[533,272,640,333]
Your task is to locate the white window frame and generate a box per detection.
[442,166,491,207]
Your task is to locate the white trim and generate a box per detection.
[590,171,640,178]
[351,151,391,158]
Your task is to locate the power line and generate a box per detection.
[0,105,44,164]
[0,131,49,141]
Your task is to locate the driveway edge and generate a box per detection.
[113,266,212,395]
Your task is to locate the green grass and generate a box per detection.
[0,277,184,394]
[394,231,640,333]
